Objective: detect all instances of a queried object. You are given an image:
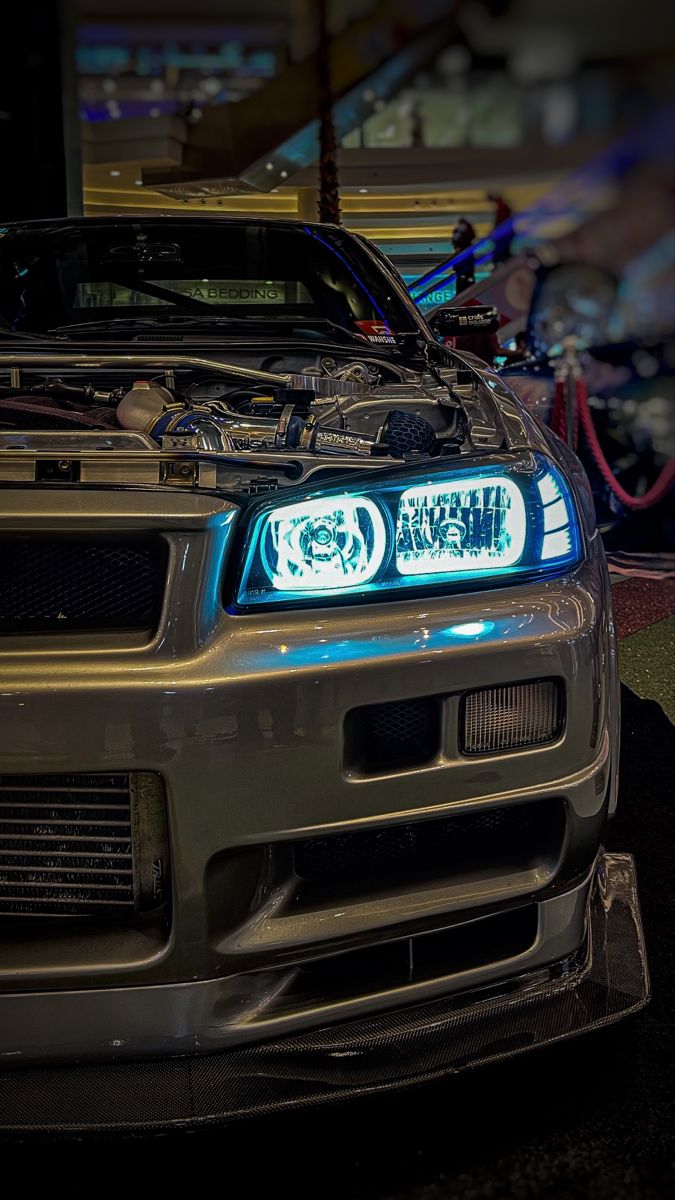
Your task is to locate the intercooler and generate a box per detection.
[0,773,169,920]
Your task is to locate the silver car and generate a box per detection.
[0,219,648,1133]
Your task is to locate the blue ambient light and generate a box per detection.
[236,454,582,608]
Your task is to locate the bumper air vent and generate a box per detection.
[294,798,564,892]
[345,696,441,773]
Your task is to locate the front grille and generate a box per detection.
[0,772,168,919]
[344,696,441,772]
[294,799,564,891]
[0,537,167,634]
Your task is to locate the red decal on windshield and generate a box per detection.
[355,320,397,345]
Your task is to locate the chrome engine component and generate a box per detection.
[293,371,369,397]
[115,381,434,460]
[0,352,292,390]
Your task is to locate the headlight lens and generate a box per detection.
[395,474,526,575]
[236,453,582,608]
[259,495,387,590]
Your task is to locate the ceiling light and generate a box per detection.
[201,77,221,97]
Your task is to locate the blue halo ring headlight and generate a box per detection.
[235,453,583,609]
[259,494,387,592]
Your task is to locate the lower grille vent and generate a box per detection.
[0,772,168,919]
[277,905,539,1014]
[294,799,564,892]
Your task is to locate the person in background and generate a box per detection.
[409,103,425,148]
[488,193,513,264]
[452,218,476,293]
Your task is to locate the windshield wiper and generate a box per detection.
[0,325,67,342]
[46,314,417,351]
[47,315,364,340]
[48,317,177,334]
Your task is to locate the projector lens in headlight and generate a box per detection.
[260,495,386,590]
[236,453,582,608]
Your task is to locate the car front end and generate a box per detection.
[0,219,648,1133]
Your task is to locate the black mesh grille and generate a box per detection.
[294,799,562,888]
[0,773,136,918]
[0,537,167,634]
[345,696,440,771]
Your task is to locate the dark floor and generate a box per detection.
[18,685,671,1198]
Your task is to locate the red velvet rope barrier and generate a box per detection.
[551,375,675,510]
[551,380,577,447]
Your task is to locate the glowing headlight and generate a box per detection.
[396,475,526,575]
[236,454,582,608]
[260,495,386,591]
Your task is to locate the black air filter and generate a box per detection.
[381,410,436,457]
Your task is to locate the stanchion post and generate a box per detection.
[555,336,583,449]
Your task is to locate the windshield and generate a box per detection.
[0,220,420,344]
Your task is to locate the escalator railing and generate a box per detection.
[409,108,674,309]
[143,1,458,195]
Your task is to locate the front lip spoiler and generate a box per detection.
[0,852,649,1134]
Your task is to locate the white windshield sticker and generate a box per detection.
[74,280,312,308]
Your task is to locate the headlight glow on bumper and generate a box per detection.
[235,453,583,608]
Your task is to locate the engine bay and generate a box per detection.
[0,349,472,494]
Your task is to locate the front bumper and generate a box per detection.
[0,853,648,1133]
[0,487,646,1118]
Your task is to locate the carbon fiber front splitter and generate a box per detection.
[0,853,649,1134]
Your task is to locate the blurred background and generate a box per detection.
[1,0,674,548]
